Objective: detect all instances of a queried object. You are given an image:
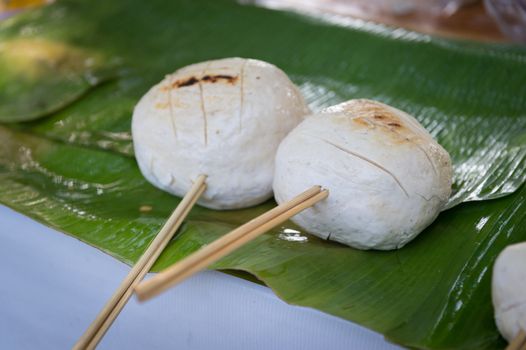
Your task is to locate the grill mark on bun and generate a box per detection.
[171,74,239,88]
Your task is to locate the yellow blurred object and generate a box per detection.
[0,0,51,12]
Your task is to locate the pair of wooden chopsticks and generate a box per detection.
[74,180,327,348]
[73,175,207,350]
[508,330,526,350]
[134,185,328,301]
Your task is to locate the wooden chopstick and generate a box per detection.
[135,186,329,301]
[507,330,526,350]
[83,179,206,350]
[73,175,207,350]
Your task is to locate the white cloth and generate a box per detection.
[0,205,401,349]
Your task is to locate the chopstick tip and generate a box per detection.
[133,285,148,302]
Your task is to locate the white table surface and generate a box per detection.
[0,204,402,350]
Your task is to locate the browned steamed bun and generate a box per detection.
[273,99,452,250]
[132,58,310,209]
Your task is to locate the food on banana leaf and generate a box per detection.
[273,99,452,250]
[1,0,526,347]
[492,242,526,341]
[132,57,309,210]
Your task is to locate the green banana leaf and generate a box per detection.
[1,123,525,350]
[1,0,526,349]
[0,29,120,122]
[2,0,525,207]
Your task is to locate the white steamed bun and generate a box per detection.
[273,99,452,250]
[492,242,526,342]
[133,57,309,209]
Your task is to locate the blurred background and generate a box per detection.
[5,0,525,42]
[244,0,526,42]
